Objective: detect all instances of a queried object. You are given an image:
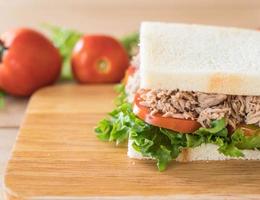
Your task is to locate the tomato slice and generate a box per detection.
[133,92,201,133]
[227,124,260,136]
[238,124,260,136]
[122,65,136,85]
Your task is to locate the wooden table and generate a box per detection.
[1,0,260,199]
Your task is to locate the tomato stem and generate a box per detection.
[97,58,110,73]
[0,39,7,62]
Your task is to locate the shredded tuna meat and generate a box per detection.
[137,88,260,129]
[245,96,260,126]
[139,89,199,120]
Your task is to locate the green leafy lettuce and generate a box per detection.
[43,24,82,80]
[120,32,139,57]
[95,85,260,171]
[232,128,260,150]
[187,119,244,157]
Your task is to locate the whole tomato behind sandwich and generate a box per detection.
[0,28,62,96]
[72,35,129,83]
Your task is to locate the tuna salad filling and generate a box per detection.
[126,68,260,130]
[138,89,260,129]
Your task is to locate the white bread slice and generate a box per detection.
[128,139,260,162]
[140,22,260,95]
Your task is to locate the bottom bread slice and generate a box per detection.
[128,139,260,162]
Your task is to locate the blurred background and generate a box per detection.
[1,0,259,35]
[1,0,260,198]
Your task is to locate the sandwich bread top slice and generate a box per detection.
[140,22,260,95]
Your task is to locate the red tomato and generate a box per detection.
[227,124,259,136]
[0,28,61,96]
[71,35,129,83]
[122,65,136,85]
[133,92,201,133]
[238,124,260,136]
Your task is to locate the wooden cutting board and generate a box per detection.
[3,85,260,200]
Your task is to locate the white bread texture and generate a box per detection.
[128,140,260,162]
[140,22,260,96]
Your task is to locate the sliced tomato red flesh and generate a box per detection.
[133,92,201,133]
[238,124,260,136]
[227,124,260,136]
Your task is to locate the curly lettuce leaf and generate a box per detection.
[95,102,132,145]
[218,143,244,157]
[232,128,260,149]
[131,125,186,171]
[186,118,227,148]
[95,119,112,141]
[187,119,244,157]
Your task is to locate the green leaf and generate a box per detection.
[193,119,229,146]
[218,143,244,157]
[188,119,228,148]
[232,128,260,149]
[156,145,172,171]
[43,24,82,80]
[196,118,227,134]
[160,128,186,158]
[95,119,112,141]
[0,91,5,108]
[186,134,204,148]
[114,84,127,106]
[95,95,133,145]
[120,32,139,57]
[189,119,244,156]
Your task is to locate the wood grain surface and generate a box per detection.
[3,85,260,200]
